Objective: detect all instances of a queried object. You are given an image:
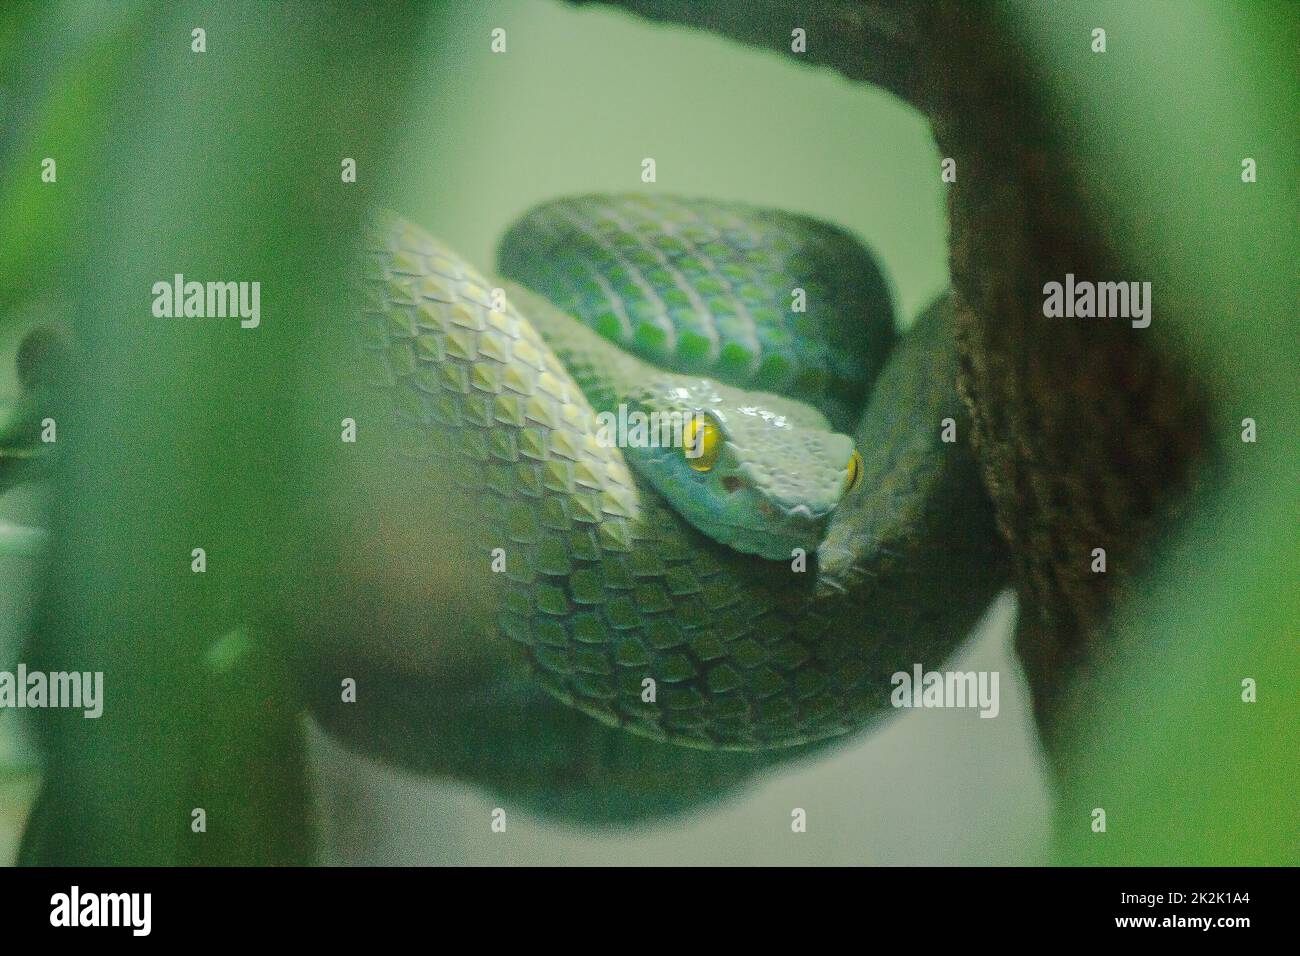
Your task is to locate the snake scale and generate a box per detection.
[343,194,1006,755]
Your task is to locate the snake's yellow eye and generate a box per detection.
[683,414,722,472]
[845,450,864,493]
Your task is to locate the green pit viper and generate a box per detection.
[349,193,1005,752]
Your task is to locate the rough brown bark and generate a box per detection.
[914,3,1209,753]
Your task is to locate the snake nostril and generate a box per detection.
[722,476,745,493]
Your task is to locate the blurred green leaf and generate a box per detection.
[12,0,439,865]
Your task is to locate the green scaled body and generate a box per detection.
[346,205,1002,752]
[499,194,895,430]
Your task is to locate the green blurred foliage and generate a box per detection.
[2,0,440,864]
[1012,0,1298,864]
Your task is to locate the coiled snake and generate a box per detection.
[351,194,1005,752]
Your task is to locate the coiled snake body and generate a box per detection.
[352,195,1004,751]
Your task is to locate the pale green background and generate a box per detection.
[391,1,949,329]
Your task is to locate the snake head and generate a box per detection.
[620,376,861,561]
